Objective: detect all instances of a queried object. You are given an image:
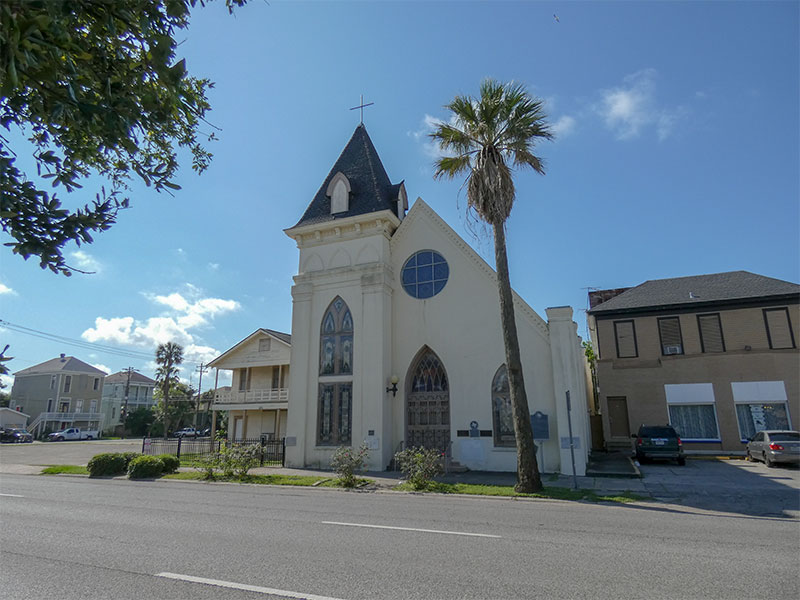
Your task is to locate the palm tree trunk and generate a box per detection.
[492,221,543,493]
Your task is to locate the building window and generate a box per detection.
[319,297,353,376]
[90,400,97,413]
[318,297,354,445]
[736,403,790,440]
[112,406,116,419]
[697,313,725,353]
[665,383,720,441]
[93,377,100,391]
[272,367,280,389]
[763,308,795,349]
[668,405,719,440]
[317,383,352,445]
[491,365,514,447]
[614,320,638,358]
[63,375,72,393]
[401,251,449,299]
[658,317,683,355]
[50,376,56,390]
[75,399,83,412]
[238,368,250,392]
[731,381,790,440]
[259,338,271,352]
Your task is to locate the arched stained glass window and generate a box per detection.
[492,365,515,447]
[411,351,449,392]
[320,297,353,376]
[318,297,353,445]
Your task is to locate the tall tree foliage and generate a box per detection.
[430,79,552,493]
[0,0,246,275]
[155,341,183,438]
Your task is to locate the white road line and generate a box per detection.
[155,572,347,600]
[321,520,501,538]
[0,493,24,498]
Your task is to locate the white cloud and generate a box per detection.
[597,69,684,141]
[80,287,239,368]
[208,263,220,271]
[0,282,15,295]
[551,115,576,138]
[1,374,13,390]
[70,250,101,273]
[409,113,458,160]
[91,363,111,375]
[82,317,135,344]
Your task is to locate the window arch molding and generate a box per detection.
[491,365,515,447]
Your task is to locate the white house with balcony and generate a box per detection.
[208,329,291,441]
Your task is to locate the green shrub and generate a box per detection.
[330,443,369,487]
[121,452,140,468]
[87,453,128,477]
[217,443,261,479]
[394,447,443,490]
[127,455,164,479]
[157,454,180,474]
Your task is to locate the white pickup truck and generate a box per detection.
[48,427,99,441]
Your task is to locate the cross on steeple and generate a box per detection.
[350,94,374,124]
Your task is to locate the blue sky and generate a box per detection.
[1,1,798,391]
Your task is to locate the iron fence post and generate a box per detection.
[176,436,182,459]
[141,438,146,453]
[281,437,286,467]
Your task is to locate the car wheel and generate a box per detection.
[764,453,775,468]
[57,436,64,441]
[677,457,686,466]
[86,435,93,440]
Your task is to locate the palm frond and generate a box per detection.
[433,155,472,180]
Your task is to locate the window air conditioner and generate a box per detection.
[664,345,682,355]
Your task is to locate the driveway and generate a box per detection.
[0,439,143,472]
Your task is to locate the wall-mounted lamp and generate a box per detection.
[386,374,399,397]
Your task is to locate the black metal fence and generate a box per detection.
[141,436,285,466]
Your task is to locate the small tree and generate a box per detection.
[394,447,443,491]
[125,407,155,437]
[330,443,369,488]
[154,342,183,438]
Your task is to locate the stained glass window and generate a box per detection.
[402,251,449,299]
[318,297,354,445]
[492,365,515,447]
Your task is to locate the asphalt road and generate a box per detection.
[1,474,798,600]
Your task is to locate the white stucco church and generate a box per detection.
[211,124,590,475]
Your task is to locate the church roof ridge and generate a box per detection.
[289,125,400,229]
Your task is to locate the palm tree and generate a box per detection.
[155,342,183,439]
[430,79,553,493]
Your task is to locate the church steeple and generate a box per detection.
[290,125,406,229]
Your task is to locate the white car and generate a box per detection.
[174,427,199,439]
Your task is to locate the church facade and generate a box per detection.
[280,125,591,475]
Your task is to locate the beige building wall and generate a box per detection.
[592,303,799,451]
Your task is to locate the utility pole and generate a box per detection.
[193,363,209,429]
[122,367,138,439]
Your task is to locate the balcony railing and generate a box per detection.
[214,388,288,404]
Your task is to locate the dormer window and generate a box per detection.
[326,172,351,214]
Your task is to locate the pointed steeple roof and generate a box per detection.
[291,125,402,228]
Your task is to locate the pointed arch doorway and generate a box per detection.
[406,348,450,451]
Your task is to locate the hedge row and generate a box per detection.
[87,452,180,479]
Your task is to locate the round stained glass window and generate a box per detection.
[402,250,449,299]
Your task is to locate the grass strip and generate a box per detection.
[41,465,89,475]
[163,472,372,487]
[393,481,644,503]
